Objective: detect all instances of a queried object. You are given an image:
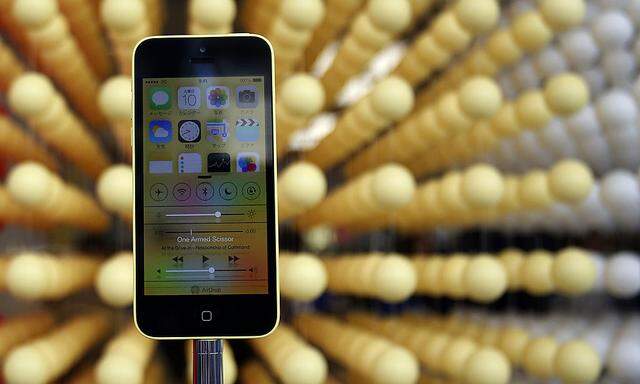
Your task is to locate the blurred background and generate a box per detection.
[0,0,639,383]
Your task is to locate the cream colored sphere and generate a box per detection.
[522,337,559,379]
[499,249,525,291]
[371,164,416,210]
[97,165,133,218]
[98,76,132,120]
[519,170,553,209]
[371,347,420,384]
[520,251,555,295]
[302,226,335,252]
[6,162,55,207]
[539,0,586,31]
[96,354,145,384]
[95,253,133,307]
[463,256,508,303]
[373,254,417,302]
[367,0,412,33]
[101,0,145,30]
[454,0,500,34]
[441,337,478,379]
[6,253,50,300]
[4,345,51,384]
[280,348,327,384]
[462,347,511,384]
[279,162,327,210]
[548,159,594,203]
[544,73,590,116]
[458,77,503,119]
[371,77,415,121]
[461,164,504,209]
[8,73,55,116]
[280,74,325,116]
[280,253,327,302]
[190,0,236,27]
[515,91,553,129]
[440,255,469,299]
[512,12,553,52]
[554,341,601,384]
[12,0,56,28]
[552,248,597,296]
[280,0,325,30]
[499,327,530,364]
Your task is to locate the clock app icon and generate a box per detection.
[178,120,201,143]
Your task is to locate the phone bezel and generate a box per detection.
[132,34,279,339]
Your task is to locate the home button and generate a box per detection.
[201,310,213,322]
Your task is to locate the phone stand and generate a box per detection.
[193,339,224,384]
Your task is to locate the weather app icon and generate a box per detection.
[149,120,172,144]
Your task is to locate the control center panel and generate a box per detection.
[143,203,268,295]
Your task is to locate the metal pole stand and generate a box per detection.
[193,339,224,384]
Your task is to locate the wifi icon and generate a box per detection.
[172,182,191,201]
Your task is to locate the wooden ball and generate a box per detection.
[492,104,521,136]
[372,346,420,384]
[371,164,416,210]
[3,343,52,383]
[101,0,145,31]
[98,76,132,120]
[499,249,524,291]
[419,257,444,296]
[463,256,507,303]
[461,164,504,209]
[281,0,324,30]
[370,77,414,121]
[515,91,553,129]
[522,337,559,379]
[6,253,53,300]
[547,160,594,203]
[458,77,503,119]
[554,341,601,384]
[280,253,327,302]
[373,254,417,303]
[605,252,640,298]
[453,0,500,34]
[280,74,325,116]
[95,252,133,307]
[544,73,589,116]
[512,12,553,52]
[12,0,56,28]
[279,162,327,209]
[424,333,452,372]
[519,170,553,209]
[96,165,132,219]
[462,347,511,384]
[520,250,555,295]
[440,255,469,299]
[302,226,335,252]
[539,0,585,31]
[8,73,55,116]
[190,0,236,28]
[438,172,467,213]
[280,347,327,384]
[552,248,596,296]
[498,327,530,364]
[441,337,478,379]
[367,0,412,33]
[6,162,56,207]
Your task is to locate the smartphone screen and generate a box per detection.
[133,36,278,338]
[142,76,268,295]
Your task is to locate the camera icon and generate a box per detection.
[236,85,258,108]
